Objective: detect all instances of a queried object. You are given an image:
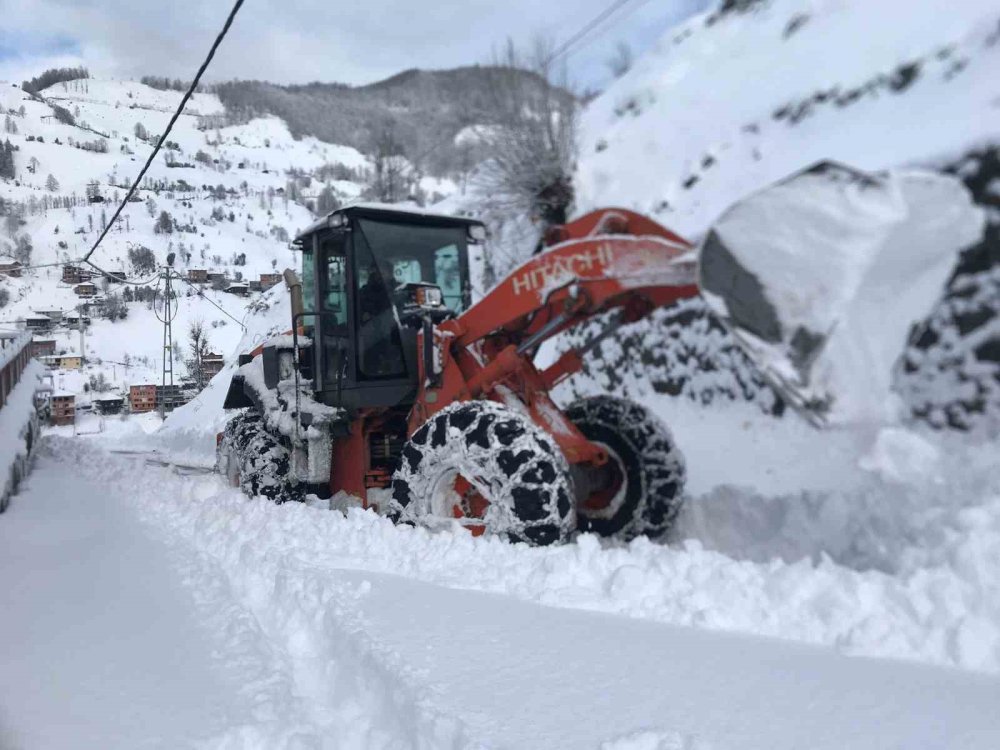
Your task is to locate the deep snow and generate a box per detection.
[3,435,999,749]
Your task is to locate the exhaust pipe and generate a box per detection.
[283,268,303,331]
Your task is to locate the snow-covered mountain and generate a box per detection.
[570,0,1000,429]
[0,77,449,403]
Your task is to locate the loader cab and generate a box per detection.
[296,205,483,411]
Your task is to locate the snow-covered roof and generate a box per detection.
[295,202,483,240]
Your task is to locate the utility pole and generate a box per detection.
[159,254,177,418]
[78,304,86,366]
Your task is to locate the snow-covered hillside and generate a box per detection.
[577,0,998,230]
[0,77,446,404]
[571,0,1000,430]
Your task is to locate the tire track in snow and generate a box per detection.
[50,438,485,749]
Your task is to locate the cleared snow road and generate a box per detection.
[2,436,999,749]
[0,448,240,749]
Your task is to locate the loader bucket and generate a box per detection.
[699,161,984,426]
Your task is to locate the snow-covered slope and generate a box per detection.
[577,0,999,232]
[571,0,1000,429]
[0,77,447,404]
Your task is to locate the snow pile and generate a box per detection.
[67,414,1000,673]
[700,163,985,424]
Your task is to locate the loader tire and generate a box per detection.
[566,395,686,540]
[390,400,575,546]
[219,411,301,504]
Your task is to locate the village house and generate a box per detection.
[31,339,57,358]
[50,393,76,426]
[206,271,227,285]
[74,282,98,298]
[23,313,53,332]
[39,352,82,371]
[0,260,23,278]
[249,279,262,293]
[63,310,90,329]
[202,352,225,380]
[62,264,94,285]
[129,384,157,413]
[36,308,64,323]
[156,384,185,412]
[102,269,127,284]
[259,273,282,291]
[188,269,208,284]
[93,394,125,415]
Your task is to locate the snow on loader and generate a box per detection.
[218,162,983,545]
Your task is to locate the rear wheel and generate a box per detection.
[566,395,686,540]
[219,411,302,504]
[391,400,575,545]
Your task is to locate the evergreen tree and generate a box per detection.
[45,174,59,192]
[0,141,15,180]
[155,210,174,234]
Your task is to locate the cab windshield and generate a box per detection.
[354,218,469,379]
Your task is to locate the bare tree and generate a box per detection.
[474,37,578,282]
[186,320,211,390]
[606,41,634,79]
[477,38,576,222]
[363,121,411,203]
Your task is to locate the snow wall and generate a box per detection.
[0,359,43,511]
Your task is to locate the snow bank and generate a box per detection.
[58,431,1000,674]
[0,360,43,494]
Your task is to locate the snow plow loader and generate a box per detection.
[219,162,984,545]
[220,203,697,544]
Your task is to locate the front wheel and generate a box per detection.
[566,395,686,540]
[390,400,575,545]
[219,411,302,504]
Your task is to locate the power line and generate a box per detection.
[175,272,248,331]
[547,0,637,65]
[81,0,245,265]
[84,259,164,288]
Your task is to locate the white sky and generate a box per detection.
[0,0,710,90]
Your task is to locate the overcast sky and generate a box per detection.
[0,0,710,90]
